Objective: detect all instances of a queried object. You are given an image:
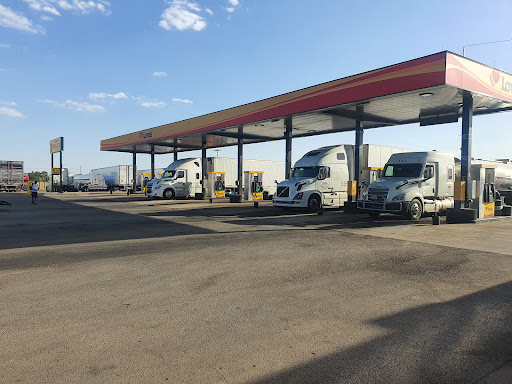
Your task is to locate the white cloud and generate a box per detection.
[228,0,239,6]
[23,0,111,16]
[40,15,54,21]
[88,92,128,101]
[205,8,213,16]
[140,101,167,108]
[226,7,234,12]
[159,1,207,31]
[43,99,105,112]
[153,71,167,78]
[172,98,193,104]
[0,4,44,33]
[0,101,17,106]
[0,43,10,48]
[0,107,25,118]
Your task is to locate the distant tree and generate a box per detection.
[27,171,49,182]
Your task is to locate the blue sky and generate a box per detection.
[1,0,512,174]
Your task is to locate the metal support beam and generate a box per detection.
[59,151,63,193]
[173,138,178,161]
[354,104,364,199]
[132,147,137,193]
[237,126,243,198]
[284,116,293,179]
[201,135,207,199]
[150,145,155,180]
[461,91,473,207]
[51,153,54,192]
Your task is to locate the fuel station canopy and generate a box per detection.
[101,51,512,155]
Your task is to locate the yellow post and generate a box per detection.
[347,181,357,202]
[454,181,466,201]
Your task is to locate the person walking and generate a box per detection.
[30,181,40,205]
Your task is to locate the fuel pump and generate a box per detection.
[469,164,497,218]
[208,172,226,202]
[244,171,264,206]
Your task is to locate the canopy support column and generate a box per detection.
[237,125,243,201]
[354,104,364,200]
[201,135,207,199]
[132,147,137,193]
[150,145,155,180]
[284,116,293,179]
[174,138,178,161]
[461,91,473,208]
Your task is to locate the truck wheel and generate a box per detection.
[163,189,175,200]
[307,195,321,212]
[408,199,423,220]
[368,211,380,218]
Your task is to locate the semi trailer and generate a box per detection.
[147,157,285,199]
[272,144,411,211]
[90,165,133,190]
[72,174,108,191]
[0,161,24,192]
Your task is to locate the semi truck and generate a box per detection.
[358,151,455,220]
[90,165,133,190]
[358,152,512,220]
[272,144,411,211]
[0,161,24,192]
[147,157,285,199]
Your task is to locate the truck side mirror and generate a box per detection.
[424,166,434,180]
[318,167,329,180]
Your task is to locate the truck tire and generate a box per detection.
[163,188,175,200]
[307,194,321,212]
[407,198,423,220]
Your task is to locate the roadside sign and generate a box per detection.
[50,137,64,154]
[52,168,61,175]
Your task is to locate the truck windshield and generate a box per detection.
[383,163,423,178]
[291,166,320,178]
[161,170,176,179]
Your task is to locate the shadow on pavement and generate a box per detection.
[0,194,214,251]
[248,281,512,384]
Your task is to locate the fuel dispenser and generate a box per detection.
[208,172,226,202]
[244,171,264,207]
[469,164,498,218]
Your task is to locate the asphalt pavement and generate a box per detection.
[1,192,511,383]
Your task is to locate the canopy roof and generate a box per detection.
[101,51,512,154]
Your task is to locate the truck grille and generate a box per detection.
[367,187,389,202]
[277,186,289,197]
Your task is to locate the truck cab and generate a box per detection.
[147,158,201,199]
[358,151,455,220]
[273,145,351,211]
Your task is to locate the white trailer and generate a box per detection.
[72,174,108,192]
[147,157,285,199]
[90,165,133,190]
[272,144,412,211]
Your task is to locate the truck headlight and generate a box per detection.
[293,193,303,200]
[392,194,405,201]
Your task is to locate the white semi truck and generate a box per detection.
[272,144,411,211]
[147,157,285,199]
[358,151,456,220]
